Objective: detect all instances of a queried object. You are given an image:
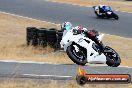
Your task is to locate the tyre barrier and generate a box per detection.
[26,27,63,49]
[37,28,47,47]
[46,29,57,47]
[55,30,63,49]
[26,27,38,46]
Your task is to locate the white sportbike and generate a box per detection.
[60,29,121,67]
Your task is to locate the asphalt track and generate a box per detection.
[0,0,132,38]
[0,61,132,81]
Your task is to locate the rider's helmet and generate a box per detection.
[61,22,72,31]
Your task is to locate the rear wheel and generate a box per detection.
[104,46,121,67]
[66,44,87,65]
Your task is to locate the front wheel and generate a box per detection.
[112,13,119,20]
[66,44,87,65]
[104,46,121,67]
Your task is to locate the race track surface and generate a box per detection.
[0,61,131,82]
[0,0,132,37]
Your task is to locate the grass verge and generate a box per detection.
[0,12,131,66]
[0,79,131,88]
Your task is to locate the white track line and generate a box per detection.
[0,11,58,25]
[119,66,132,68]
[115,10,132,14]
[22,74,72,78]
[0,60,61,65]
[104,33,132,40]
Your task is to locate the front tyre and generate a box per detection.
[112,13,119,20]
[104,46,121,67]
[66,44,87,65]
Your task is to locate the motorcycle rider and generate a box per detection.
[99,4,106,14]
[96,4,111,15]
[73,26,104,54]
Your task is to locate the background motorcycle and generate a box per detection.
[60,29,121,67]
[93,6,119,20]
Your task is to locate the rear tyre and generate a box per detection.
[66,44,87,65]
